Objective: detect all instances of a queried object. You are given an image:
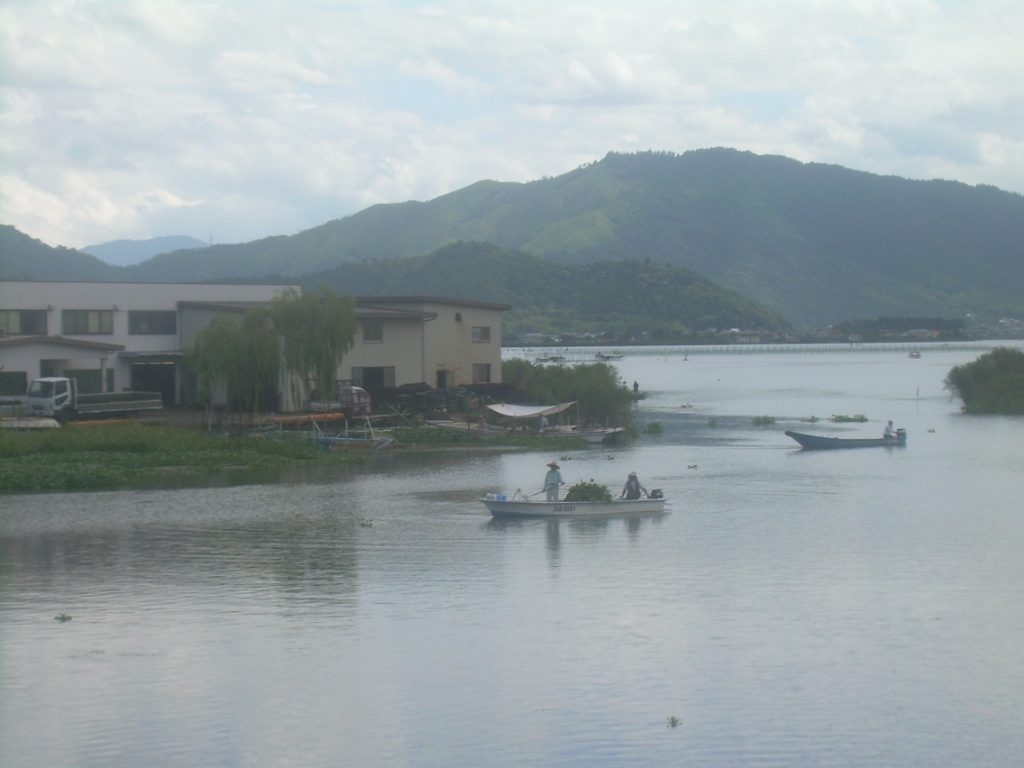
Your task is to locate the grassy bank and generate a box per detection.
[0,422,370,494]
[0,422,592,495]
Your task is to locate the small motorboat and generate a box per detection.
[595,352,624,361]
[785,429,907,450]
[481,491,668,518]
[909,351,922,359]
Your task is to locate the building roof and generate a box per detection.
[356,296,513,311]
[178,300,436,321]
[0,335,125,352]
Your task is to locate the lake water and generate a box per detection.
[3,346,1023,767]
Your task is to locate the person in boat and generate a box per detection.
[883,420,896,439]
[544,461,564,501]
[620,471,648,500]
[540,414,549,431]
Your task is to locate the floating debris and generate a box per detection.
[55,613,72,622]
[667,716,680,729]
[688,465,698,469]
[358,519,373,528]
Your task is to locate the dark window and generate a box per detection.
[436,370,448,389]
[472,363,491,383]
[472,326,491,343]
[0,310,47,335]
[363,321,383,342]
[0,371,28,396]
[353,366,394,389]
[129,311,177,335]
[65,369,103,395]
[63,310,113,335]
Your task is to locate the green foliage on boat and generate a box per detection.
[564,481,613,502]
[945,347,1024,414]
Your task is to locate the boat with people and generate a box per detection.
[481,490,667,518]
[785,429,907,450]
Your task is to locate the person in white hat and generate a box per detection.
[620,470,648,500]
[544,461,564,501]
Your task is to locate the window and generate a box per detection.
[63,310,113,335]
[472,326,491,343]
[129,310,176,335]
[0,309,47,335]
[351,366,395,388]
[363,320,383,342]
[472,363,491,383]
[0,371,28,396]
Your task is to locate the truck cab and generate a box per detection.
[27,377,76,421]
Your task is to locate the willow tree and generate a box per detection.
[270,287,357,408]
[190,308,280,416]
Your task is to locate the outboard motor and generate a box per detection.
[649,489,664,499]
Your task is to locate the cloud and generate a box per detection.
[1,0,1021,248]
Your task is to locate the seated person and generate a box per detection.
[883,420,896,439]
[620,471,648,500]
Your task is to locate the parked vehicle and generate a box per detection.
[26,377,163,421]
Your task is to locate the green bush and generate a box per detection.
[830,414,868,423]
[644,422,664,435]
[501,359,635,428]
[564,481,612,502]
[946,347,1024,414]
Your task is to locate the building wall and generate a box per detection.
[342,318,428,386]
[1,282,296,400]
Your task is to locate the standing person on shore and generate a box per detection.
[544,461,564,501]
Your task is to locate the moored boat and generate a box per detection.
[785,429,906,450]
[481,493,668,518]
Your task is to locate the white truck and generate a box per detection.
[26,377,164,421]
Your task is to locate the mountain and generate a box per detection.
[298,241,791,338]
[82,236,209,266]
[120,148,1024,327]
[0,225,122,282]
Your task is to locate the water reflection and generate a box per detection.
[3,348,1024,768]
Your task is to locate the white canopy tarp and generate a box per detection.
[486,402,576,419]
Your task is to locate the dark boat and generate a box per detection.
[785,429,906,450]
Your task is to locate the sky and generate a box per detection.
[1,0,1022,250]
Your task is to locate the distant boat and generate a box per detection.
[595,352,623,361]
[537,355,566,363]
[785,429,907,450]
[481,494,667,518]
[909,351,922,358]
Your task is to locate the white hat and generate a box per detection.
[629,471,637,477]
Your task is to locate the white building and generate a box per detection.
[1,282,509,408]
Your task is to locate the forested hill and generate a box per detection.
[4,148,1024,327]
[131,148,1024,327]
[0,225,121,281]
[297,241,791,338]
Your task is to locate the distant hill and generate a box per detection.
[297,241,791,338]
[82,236,209,266]
[5,148,1024,327]
[120,148,1024,327]
[0,225,122,282]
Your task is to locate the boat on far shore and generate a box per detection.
[785,429,907,450]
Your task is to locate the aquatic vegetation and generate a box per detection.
[564,481,612,502]
[0,423,368,494]
[752,416,776,426]
[644,422,664,435]
[667,716,680,729]
[54,614,72,622]
[830,414,868,423]
[707,418,717,427]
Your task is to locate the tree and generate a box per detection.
[945,347,1024,414]
[188,288,357,415]
[189,309,280,416]
[270,288,357,408]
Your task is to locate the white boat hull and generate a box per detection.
[481,497,667,518]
